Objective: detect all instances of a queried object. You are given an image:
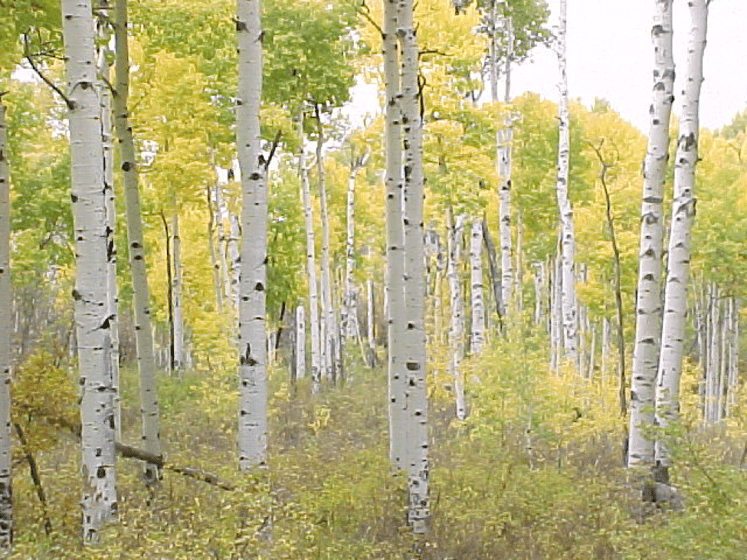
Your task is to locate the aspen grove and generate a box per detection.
[2,0,747,556]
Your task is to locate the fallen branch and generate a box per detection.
[14,405,236,491]
[115,442,235,491]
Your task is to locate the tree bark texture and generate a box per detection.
[655,0,709,473]
[554,0,578,365]
[398,0,430,532]
[384,0,407,471]
[0,97,12,550]
[237,0,268,469]
[628,0,674,471]
[113,0,161,483]
[63,0,118,540]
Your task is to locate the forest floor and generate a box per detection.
[8,347,747,559]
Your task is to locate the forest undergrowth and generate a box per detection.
[8,330,747,559]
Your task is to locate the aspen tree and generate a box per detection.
[469,218,485,353]
[62,0,118,539]
[237,0,267,469]
[383,0,407,469]
[0,96,12,550]
[171,211,184,373]
[314,107,336,384]
[295,305,305,380]
[399,0,430,532]
[554,0,577,364]
[627,0,674,471]
[448,214,466,419]
[113,0,161,483]
[298,117,321,392]
[97,9,121,443]
[655,0,709,480]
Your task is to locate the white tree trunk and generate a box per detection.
[0,97,12,550]
[533,261,544,326]
[206,178,224,313]
[342,150,368,348]
[448,215,466,420]
[237,0,267,469]
[399,0,429,532]
[314,112,337,384]
[469,218,485,354]
[63,0,118,539]
[227,210,241,309]
[366,279,376,368]
[554,0,578,364]
[550,253,562,375]
[726,297,739,416]
[705,283,719,424]
[295,305,305,380]
[97,22,121,444]
[655,0,709,475]
[384,0,407,471]
[114,0,161,483]
[171,211,184,372]
[628,0,674,470]
[298,123,321,394]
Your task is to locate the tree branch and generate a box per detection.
[23,34,74,110]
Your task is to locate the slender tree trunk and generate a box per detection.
[481,216,503,328]
[298,117,321,394]
[366,279,376,368]
[206,181,224,313]
[399,0,429,532]
[448,214,466,420]
[237,0,267,469]
[314,106,337,385]
[554,0,578,364]
[0,96,12,551]
[655,0,709,479]
[113,0,160,483]
[295,305,305,380]
[384,0,407,471]
[227,210,241,309]
[628,0,674,471]
[171,211,184,373]
[160,212,175,374]
[469,218,485,354]
[726,297,739,417]
[96,10,121,444]
[63,0,118,539]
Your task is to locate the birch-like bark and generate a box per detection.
[237,0,267,469]
[63,0,118,539]
[481,217,503,327]
[342,150,368,347]
[627,0,674,471]
[0,97,12,550]
[399,0,429,531]
[298,119,321,394]
[366,279,376,368]
[726,297,739,416]
[295,305,305,380]
[113,0,160,483]
[554,0,577,364]
[171,211,184,373]
[314,108,336,384]
[550,253,562,375]
[448,215,466,420]
[533,262,544,326]
[705,283,719,424]
[384,0,407,470]
[655,0,709,475]
[469,219,485,354]
[97,11,121,444]
[227,210,241,309]
[206,180,224,313]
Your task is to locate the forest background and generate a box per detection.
[1,0,747,558]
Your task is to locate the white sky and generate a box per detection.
[513,0,747,132]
